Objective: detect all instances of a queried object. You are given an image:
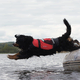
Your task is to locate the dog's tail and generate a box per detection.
[62,19,71,39]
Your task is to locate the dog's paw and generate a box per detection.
[7,55,18,60]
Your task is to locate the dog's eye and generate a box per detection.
[16,39,23,44]
[16,39,20,44]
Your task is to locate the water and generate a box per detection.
[0,53,80,80]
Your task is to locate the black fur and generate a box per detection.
[13,19,80,59]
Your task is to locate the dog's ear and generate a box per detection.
[15,35,19,38]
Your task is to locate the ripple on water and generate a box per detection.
[0,53,80,80]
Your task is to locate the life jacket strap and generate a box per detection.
[37,39,40,48]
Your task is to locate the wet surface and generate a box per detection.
[0,53,80,80]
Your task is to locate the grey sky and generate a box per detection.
[0,0,80,42]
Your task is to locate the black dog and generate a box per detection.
[8,19,80,60]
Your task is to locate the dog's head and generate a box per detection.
[13,35,33,49]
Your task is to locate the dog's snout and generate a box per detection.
[13,43,15,45]
[13,43,15,46]
[13,43,19,47]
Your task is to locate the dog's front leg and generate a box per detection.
[7,53,20,60]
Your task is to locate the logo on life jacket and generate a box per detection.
[32,38,53,50]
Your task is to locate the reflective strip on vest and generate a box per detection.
[32,39,53,50]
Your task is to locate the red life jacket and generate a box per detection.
[32,38,53,50]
